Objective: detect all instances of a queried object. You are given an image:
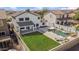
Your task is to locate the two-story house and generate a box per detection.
[0,10,13,50]
[43,10,73,27]
[56,10,76,26]
[11,11,44,35]
[43,10,65,27]
[43,11,57,27]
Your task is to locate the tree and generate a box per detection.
[75,24,79,30]
[73,11,79,20]
[36,8,48,18]
[25,9,30,12]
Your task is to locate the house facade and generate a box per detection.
[11,11,45,35]
[0,11,13,51]
[55,10,76,26]
[43,10,74,27]
[0,11,10,36]
[43,12,57,27]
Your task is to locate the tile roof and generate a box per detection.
[43,10,65,16]
[52,10,65,15]
[68,13,75,17]
[10,11,40,18]
[0,11,7,19]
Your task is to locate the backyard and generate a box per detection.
[21,32,60,51]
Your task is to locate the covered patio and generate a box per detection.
[0,36,13,51]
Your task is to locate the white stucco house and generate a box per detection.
[43,11,76,33]
[11,11,46,35]
[43,12,57,27]
[43,10,73,26]
[43,11,65,27]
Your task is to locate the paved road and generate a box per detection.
[66,43,79,51]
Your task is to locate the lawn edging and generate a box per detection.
[49,37,79,51]
[19,35,30,51]
[14,29,30,51]
[21,31,60,51]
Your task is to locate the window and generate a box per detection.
[61,21,63,25]
[38,17,40,19]
[42,23,45,25]
[62,15,64,18]
[0,32,1,36]
[25,17,29,20]
[26,27,30,30]
[34,24,35,27]
[41,20,42,22]
[56,21,59,24]
[67,14,69,18]
[0,20,4,27]
[2,32,5,35]
[19,18,24,21]
[0,32,5,36]
[20,27,25,30]
[36,24,39,27]
[0,42,3,48]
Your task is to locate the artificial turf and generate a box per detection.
[21,32,60,51]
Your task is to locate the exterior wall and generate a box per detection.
[20,25,34,35]
[15,12,42,27]
[43,12,57,27]
[12,12,43,35]
[0,19,9,35]
[12,18,20,33]
[56,14,61,18]
[54,24,76,33]
[50,37,79,51]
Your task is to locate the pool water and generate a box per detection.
[53,30,69,37]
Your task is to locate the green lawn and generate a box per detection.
[21,32,60,51]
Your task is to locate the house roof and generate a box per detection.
[17,21,34,26]
[10,11,40,18]
[0,11,7,19]
[51,10,65,15]
[43,10,65,16]
[68,13,75,17]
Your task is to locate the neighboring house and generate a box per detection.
[11,11,45,35]
[43,11,57,27]
[52,10,71,26]
[67,11,79,25]
[43,10,66,27]
[43,10,75,27]
[0,10,12,50]
[0,11,9,36]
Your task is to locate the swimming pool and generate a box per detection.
[52,29,69,37]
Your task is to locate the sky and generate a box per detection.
[0,0,78,10]
[0,0,79,7]
[0,7,78,11]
